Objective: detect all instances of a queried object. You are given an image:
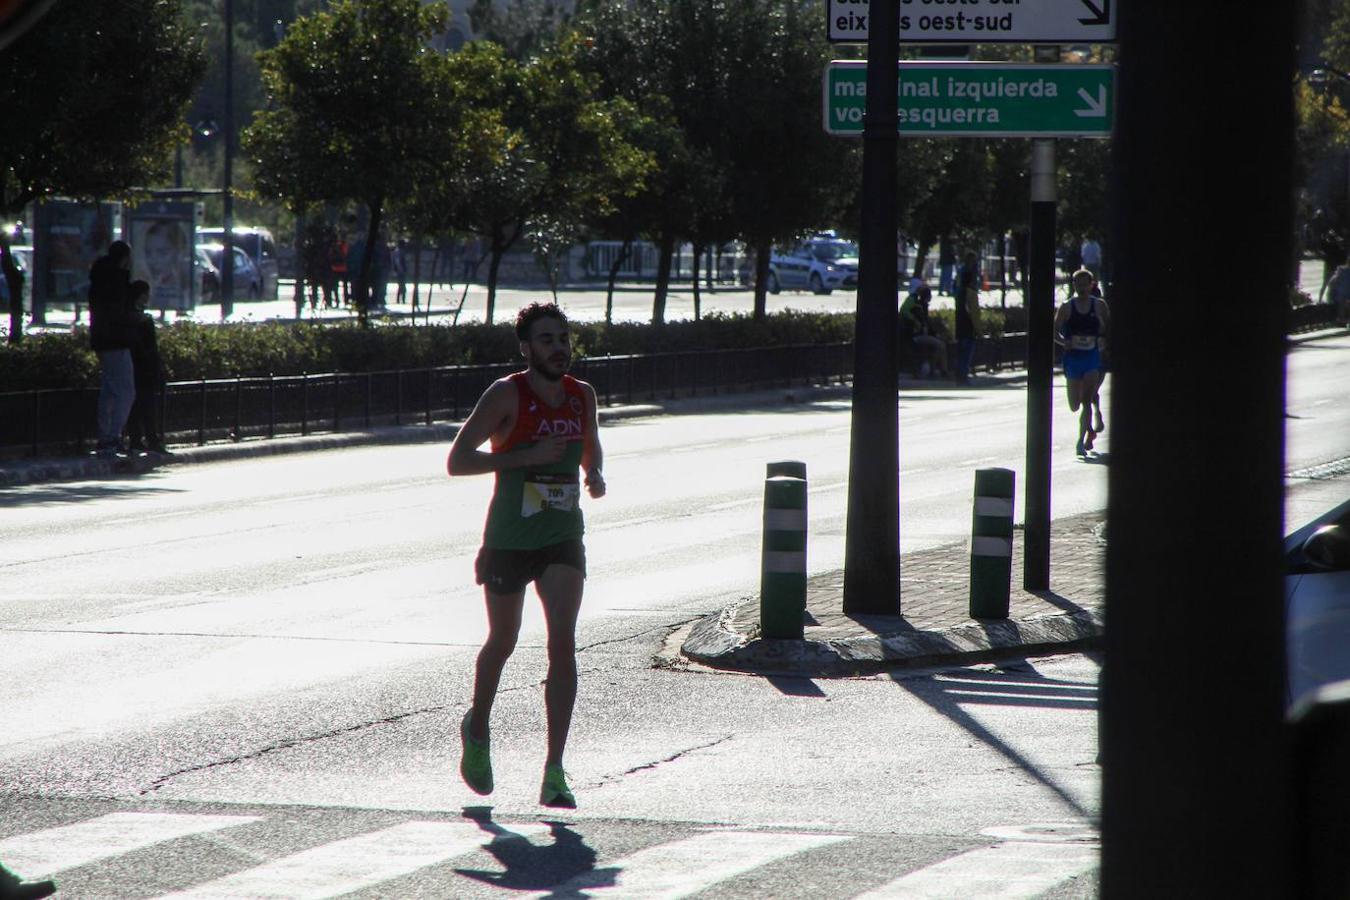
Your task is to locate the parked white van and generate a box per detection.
[197,226,279,299]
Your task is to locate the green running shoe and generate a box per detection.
[459,712,493,795]
[540,763,576,808]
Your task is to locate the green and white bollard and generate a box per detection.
[970,467,1015,619]
[761,460,807,639]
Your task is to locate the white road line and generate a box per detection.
[943,689,1097,703]
[159,821,550,899]
[529,829,850,899]
[853,841,1099,899]
[0,812,261,877]
[706,498,757,512]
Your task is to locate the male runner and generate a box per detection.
[447,302,605,808]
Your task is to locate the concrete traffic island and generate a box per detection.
[679,510,1106,676]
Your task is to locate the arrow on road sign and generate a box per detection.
[1074,86,1108,118]
[827,0,1117,44]
[1078,0,1111,27]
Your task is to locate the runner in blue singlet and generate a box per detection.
[1054,269,1112,457]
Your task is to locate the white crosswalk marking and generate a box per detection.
[853,840,1099,899]
[530,829,851,899]
[0,812,261,878]
[158,821,551,899]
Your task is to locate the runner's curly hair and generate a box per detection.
[515,302,569,341]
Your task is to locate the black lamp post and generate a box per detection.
[220,0,235,320]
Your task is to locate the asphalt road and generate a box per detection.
[0,334,1345,897]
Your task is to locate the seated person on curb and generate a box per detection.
[900,278,948,379]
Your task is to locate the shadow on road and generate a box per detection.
[764,674,827,698]
[0,478,185,508]
[890,660,1098,820]
[456,807,608,894]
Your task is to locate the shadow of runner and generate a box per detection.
[455,808,609,893]
[891,662,1098,820]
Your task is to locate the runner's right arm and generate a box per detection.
[447,380,566,477]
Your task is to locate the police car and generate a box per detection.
[767,236,859,295]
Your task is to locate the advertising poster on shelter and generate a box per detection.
[128,203,196,311]
[33,200,120,316]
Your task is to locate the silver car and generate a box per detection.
[1286,497,1350,710]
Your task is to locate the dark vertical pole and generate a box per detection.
[1023,120,1056,591]
[842,0,900,615]
[1100,6,1294,896]
[221,0,235,320]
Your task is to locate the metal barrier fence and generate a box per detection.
[5,307,1336,460]
[1,342,857,458]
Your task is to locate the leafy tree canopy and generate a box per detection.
[0,0,206,213]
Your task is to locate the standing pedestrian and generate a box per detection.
[393,238,409,305]
[938,238,956,296]
[1055,269,1112,457]
[1080,234,1103,281]
[953,251,981,385]
[127,280,169,455]
[329,234,350,307]
[88,241,137,458]
[461,236,480,283]
[1325,261,1350,324]
[447,302,606,809]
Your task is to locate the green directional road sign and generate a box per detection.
[824,61,1114,138]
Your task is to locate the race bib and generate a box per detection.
[522,478,580,517]
[1069,334,1097,351]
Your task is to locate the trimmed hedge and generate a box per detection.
[2,310,860,392]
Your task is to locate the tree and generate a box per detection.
[243,0,449,324]
[411,36,651,324]
[577,0,712,323]
[903,140,994,279]
[0,0,205,342]
[580,0,857,322]
[468,0,575,60]
[704,0,858,318]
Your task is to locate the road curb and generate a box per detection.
[680,596,1103,676]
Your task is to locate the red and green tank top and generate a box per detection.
[482,371,588,549]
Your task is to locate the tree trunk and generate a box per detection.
[691,241,703,322]
[486,232,504,326]
[753,237,771,319]
[652,233,675,325]
[411,235,423,312]
[913,239,933,281]
[355,200,383,328]
[483,223,522,325]
[605,237,632,326]
[1000,232,1008,309]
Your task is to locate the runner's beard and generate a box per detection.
[530,347,570,381]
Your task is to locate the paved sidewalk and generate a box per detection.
[679,511,1106,676]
